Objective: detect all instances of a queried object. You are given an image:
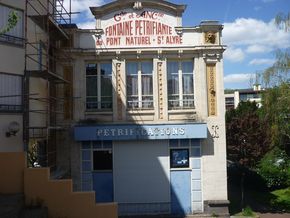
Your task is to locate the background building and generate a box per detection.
[0,0,25,152]
[225,84,263,111]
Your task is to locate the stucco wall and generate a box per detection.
[24,167,118,218]
[0,152,25,193]
[0,115,23,152]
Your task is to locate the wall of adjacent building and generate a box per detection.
[0,0,25,152]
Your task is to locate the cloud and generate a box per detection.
[62,0,105,28]
[63,0,104,16]
[224,47,245,62]
[249,58,275,65]
[78,20,96,29]
[224,73,255,84]
[246,45,271,53]
[223,18,290,54]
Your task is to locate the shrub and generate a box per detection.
[242,206,254,216]
[257,147,290,189]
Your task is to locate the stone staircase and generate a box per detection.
[0,194,23,218]
[0,193,48,218]
[24,167,117,218]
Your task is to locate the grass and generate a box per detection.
[271,187,290,212]
[242,206,254,216]
[228,182,290,215]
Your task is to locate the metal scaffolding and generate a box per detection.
[24,0,74,170]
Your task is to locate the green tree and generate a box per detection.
[226,101,270,210]
[275,12,290,32]
[260,49,290,154]
[226,101,270,168]
[0,10,19,35]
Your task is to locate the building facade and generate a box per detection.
[0,0,229,216]
[0,0,25,152]
[225,84,263,111]
[71,0,228,216]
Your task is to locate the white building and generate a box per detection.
[225,85,263,111]
[71,0,229,216]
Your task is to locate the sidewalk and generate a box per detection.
[257,213,290,218]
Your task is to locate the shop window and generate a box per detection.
[167,60,194,109]
[0,73,22,112]
[86,63,112,110]
[126,61,153,109]
[170,148,189,168]
[93,150,112,171]
[0,4,24,46]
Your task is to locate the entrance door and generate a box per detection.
[170,170,191,215]
[92,150,113,202]
[93,172,113,202]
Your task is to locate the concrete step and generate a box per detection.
[0,193,24,218]
[119,214,230,218]
[20,207,48,218]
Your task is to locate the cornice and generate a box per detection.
[90,0,186,18]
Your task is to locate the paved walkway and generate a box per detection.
[257,213,290,218]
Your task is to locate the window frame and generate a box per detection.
[0,72,23,113]
[170,148,190,169]
[86,62,113,111]
[0,3,24,46]
[92,141,113,172]
[167,60,195,110]
[126,60,154,109]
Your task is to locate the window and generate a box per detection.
[167,61,194,109]
[93,150,113,171]
[86,63,112,110]
[126,61,153,109]
[0,73,22,112]
[0,4,24,45]
[170,149,189,168]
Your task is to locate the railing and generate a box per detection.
[27,0,71,25]
[0,34,24,46]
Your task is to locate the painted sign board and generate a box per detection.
[74,123,207,141]
[95,8,183,48]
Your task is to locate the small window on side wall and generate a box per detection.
[93,150,112,171]
[170,148,189,168]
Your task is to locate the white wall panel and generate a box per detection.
[114,140,170,203]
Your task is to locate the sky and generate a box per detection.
[65,0,290,89]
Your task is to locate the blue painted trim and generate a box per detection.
[74,123,207,141]
[170,170,192,215]
[93,172,113,203]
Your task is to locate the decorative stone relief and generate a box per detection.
[205,32,217,44]
[207,64,217,116]
[157,62,164,120]
[116,63,122,120]
[133,2,143,10]
[211,125,219,139]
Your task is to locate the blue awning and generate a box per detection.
[74,123,208,141]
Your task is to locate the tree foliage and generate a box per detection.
[0,10,19,35]
[275,12,290,32]
[262,49,290,87]
[257,147,290,189]
[226,101,270,168]
[260,83,290,152]
[260,49,290,154]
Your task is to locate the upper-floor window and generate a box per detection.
[86,63,112,110]
[0,4,24,46]
[126,61,153,109]
[167,60,194,109]
[0,73,22,112]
